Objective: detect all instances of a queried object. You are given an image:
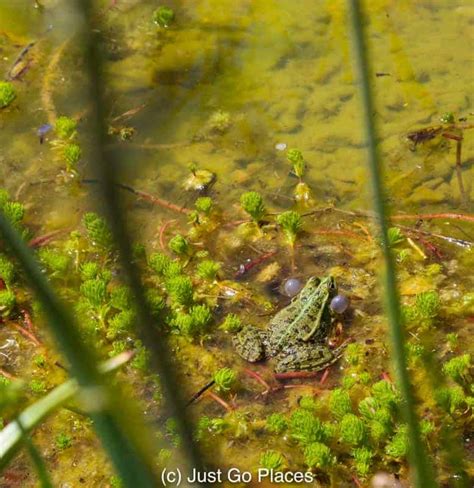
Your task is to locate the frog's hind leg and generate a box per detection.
[274,343,344,374]
[232,325,268,363]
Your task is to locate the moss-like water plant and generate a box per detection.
[213,367,236,392]
[0,81,16,108]
[153,6,175,27]
[240,191,266,223]
[54,116,77,139]
[277,210,302,248]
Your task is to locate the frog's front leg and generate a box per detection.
[274,342,346,374]
[232,326,268,363]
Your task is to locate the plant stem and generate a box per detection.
[347,2,437,487]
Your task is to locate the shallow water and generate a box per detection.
[0,0,473,486]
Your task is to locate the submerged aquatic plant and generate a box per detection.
[153,6,175,27]
[213,367,236,392]
[63,143,82,171]
[240,191,266,223]
[277,211,302,248]
[54,116,77,139]
[0,82,16,108]
[260,450,285,470]
[168,234,189,256]
[303,442,335,469]
[196,260,220,281]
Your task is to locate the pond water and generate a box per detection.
[0,1,473,487]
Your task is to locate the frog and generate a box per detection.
[232,276,347,373]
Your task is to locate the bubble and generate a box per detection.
[275,142,287,151]
[330,294,350,314]
[284,278,303,297]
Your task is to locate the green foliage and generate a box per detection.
[195,197,213,215]
[55,116,77,139]
[385,425,408,458]
[260,450,285,470]
[387,227,405,247]
[110,285,132,311]
[166,276,194,306]
[29,379,47,394]
[145,289,165,317]
[344,343,364,366]
[33,355,46,368]
[2,202,25,228]
[149,252,182,277]
[196,260,220,280]
[63,143,82,170]
[329,388,352,419]
[299,395,318,411]
[38,247,70,276]
[189,304,212,329]
[213,367,236,392]
[83,213,113,252]
[153,6,175,27]
[0,82,16,108]
[286,149,305,179]
[80,261,101,280]
[240,192,266,222]
[0,253,15,286]
[404,291,440,328]
[446,332,458,350]
[289,409,329,445]
[266,413,287,434]
[168,234,189,256]
[340,414,366,446]
[371,380,399,408]
[442,354,471,384]
[55,433,72,449]
[0,289,16,318]
[352,447,373,476]
[107,310,135,340]
[80,279,108,308]
[303,442,335,469]
[440,112,455,124]
[219,313,242,332]
[277,211,302,247]
[435,386,467,414]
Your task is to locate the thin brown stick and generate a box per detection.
[243,367,271,393]
[11,322,42,346]
[28,230,64,248]
[455,139,467,205]
[186,379,215,407]
[159,220,176,250]
[274,370,320,381]
[205,391,233,412]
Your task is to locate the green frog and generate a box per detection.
[232,276,347,373]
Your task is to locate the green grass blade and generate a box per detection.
[0,352,133,468]
[346,2,437,487]
[73,0,206,476]
[0,213,159,487]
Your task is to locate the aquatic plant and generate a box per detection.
[303,442,335,469]
[442,354,471,384]
[83,212,114,252]
[385,424,409,458]
[340,414,367,446]
[219,313,242,333]
[287,149,305,179]
[166,275,194,306]
[289,409,329,445]
[260,450,285,470]
[196,260,220,281]
[0,82,16,108]
[153,6,175,27]
[0,289,16,318]
[387,227,405,247]
[352,447,374,476]
[195,197,213,215]
[440,112,455,124]
[55,433,72,450]
[276,210,302,247]
[404,291,440,328]
[38,247,70,277]
[266,413,287,434]
[213,367,236,392]
[54,116,77,139]
[63,143,82,171]
[0,254,15,287]
[329,388,353,419]
[240,191,266,223]
[168,234,189,256]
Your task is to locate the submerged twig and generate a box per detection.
[186,379,215,407]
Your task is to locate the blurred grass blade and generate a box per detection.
[0,352,133,468]
[74,0,206,477]
[0,213,159,487]
[346,2,437,487]
[17,421,53,488]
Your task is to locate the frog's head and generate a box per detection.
[298,276,337,303]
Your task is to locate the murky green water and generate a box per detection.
[0,0,473,487]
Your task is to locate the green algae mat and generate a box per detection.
[0,1,473,487]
